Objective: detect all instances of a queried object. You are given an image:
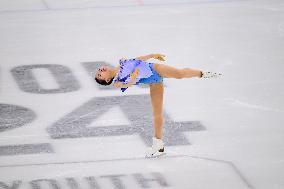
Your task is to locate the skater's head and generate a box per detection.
[95,66,114,86]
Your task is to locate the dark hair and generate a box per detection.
[95,77,114,86]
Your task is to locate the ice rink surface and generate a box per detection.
[0,0,284,188]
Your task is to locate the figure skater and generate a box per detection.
[95,53,221,157]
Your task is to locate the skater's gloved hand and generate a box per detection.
[152,54,166,61]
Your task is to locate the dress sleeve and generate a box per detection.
[113,74,129,92]
[116,58,137,92]
[119,76,129,92]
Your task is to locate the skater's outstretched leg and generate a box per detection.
[153,63,221,79]
[153,63,202,79]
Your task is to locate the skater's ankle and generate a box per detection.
[154,136,162,140]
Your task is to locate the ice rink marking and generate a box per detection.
[0,154,254,189]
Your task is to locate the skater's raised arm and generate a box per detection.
[135,54,154,61]
[135,54,166,61]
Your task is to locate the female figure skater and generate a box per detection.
[95,53,221,157]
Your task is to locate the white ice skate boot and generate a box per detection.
[145,137,165,158]
[201,71,222,78]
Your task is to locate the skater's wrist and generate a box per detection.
[151,53,166,61]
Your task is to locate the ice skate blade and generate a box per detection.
[145,152,166,159]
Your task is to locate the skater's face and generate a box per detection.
[96,66,112,83]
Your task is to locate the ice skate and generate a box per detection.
[201,71,222,78]
[145,137,166,158]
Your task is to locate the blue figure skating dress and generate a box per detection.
[113,58,163,92]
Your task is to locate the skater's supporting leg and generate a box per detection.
[153,63,202,79]
[150,83,164,139]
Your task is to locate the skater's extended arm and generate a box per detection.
[113,68,140,89]
[113,81,133,88]
[135,54,166,61]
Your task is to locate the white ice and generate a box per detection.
[0,0,284,189]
